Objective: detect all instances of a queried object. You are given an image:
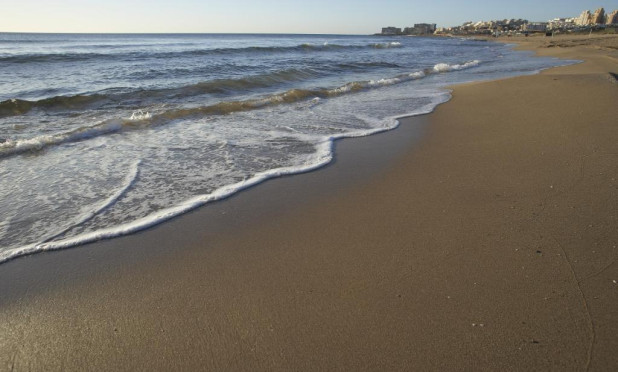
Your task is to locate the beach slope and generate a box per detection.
[1,35,617,371]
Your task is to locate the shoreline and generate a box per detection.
[0,107,439,265]
[0,38,559,265]
[0,112,431,303]
[1,34,617,370]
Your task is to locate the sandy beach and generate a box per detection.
[1,34,617,371]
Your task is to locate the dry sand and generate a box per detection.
[1,34,617,371]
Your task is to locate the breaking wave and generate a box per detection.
[0,64,391,118]
[0,60,481,158]
[372,41,402,48]
[433,60,480,72]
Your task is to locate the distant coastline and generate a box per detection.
[377,7,618,37]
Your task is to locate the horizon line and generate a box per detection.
[0,31,376,36]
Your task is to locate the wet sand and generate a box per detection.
[1,34,617,370]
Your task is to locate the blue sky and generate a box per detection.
[3,0,618,34]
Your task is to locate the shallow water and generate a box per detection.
[0,33,574,262]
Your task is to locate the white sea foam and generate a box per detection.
[0,120,123,157]
[328,61,477,95]
[129,110,151,120]
[373,42,403,49]
[327,83,358,95]
[37,160,141,244]
[433,60,480,73]
[0,92,450,264]
[369,77,401,86]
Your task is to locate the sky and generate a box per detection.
[2,0,618,34]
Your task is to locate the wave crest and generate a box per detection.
[433,60,480,72]
[0,59,481,158]
[0,94,107,118]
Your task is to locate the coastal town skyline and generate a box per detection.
[380,7,618,36]
[2,0,617,34]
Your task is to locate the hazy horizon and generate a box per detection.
[2,0,618,34]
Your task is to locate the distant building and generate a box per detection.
[576,8,607,25]
[547,18,576,30]
[576,10,593,25]
[402,23,437,35]
[608,10,618,24]
[381,23,436,36]
[439,19,527,35]
[388,7,617,38]
[381,27,402,35]
[410,23,437,35]
[592,8,606,24]
[523,22,548,32]
[434,27,448,35]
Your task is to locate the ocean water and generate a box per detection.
[0,33,573,262]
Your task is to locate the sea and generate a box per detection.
[0,33,574,263]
